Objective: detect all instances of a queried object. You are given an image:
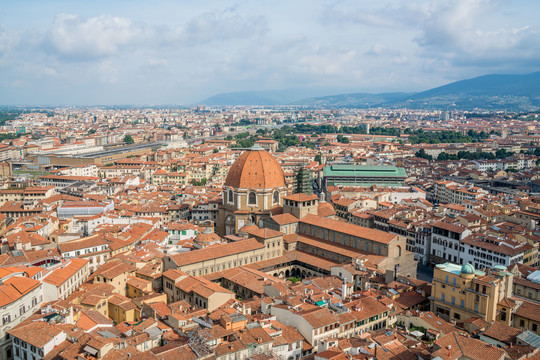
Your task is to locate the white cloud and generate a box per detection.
[416,0,540,67]
[173,8,267,45]
[0,25,19,54]
[98,60,120,83]
[0,0,539,104]
[45,14,150,59]
[319,2,423,28]
[148,58,168,68]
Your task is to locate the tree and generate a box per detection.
[314,154,322,164]
[124,135,134,144]
[213,148,219,153]
[191,178,207,186]
[237,138,254,148]
[88,129,96,134]
[415,149,432,161]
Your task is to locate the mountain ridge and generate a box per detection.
[200,71,540,110]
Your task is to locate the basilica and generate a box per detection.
[218,145,288,236]
[211,145,417,279]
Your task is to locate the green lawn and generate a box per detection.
[13,169,50,178]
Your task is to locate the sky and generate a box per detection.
[0,0,539,105]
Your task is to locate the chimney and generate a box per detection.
[341,281,348,300]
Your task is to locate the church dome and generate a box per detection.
[224,145,286,189]
[461,263,475,275]
[194,230,220,244]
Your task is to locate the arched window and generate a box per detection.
[273,191,279,204]
[248,192,257,205]
[228,189,234,203]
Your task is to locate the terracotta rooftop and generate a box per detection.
[300,214,397,244]
[42,258,89,286]
[168,238,264,266]
[8,321,64,349]
[283,193,319,202]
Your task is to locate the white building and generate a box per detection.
[58,236,110,273]
[0,270,43,360]
[270,305,339,348]
[42,258,90,301]
[430,221,471,265]
[9,322,66,360]
[461,234,532,269]
[166,222,199,244]
[57,201,114,220]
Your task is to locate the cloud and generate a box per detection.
[45,14,151,60]
[0,25,19,54]
[319,2,422,28]
[148,58,168,68]
[416,0,540,68]
[1,1,539,105]
[176,8,267,45]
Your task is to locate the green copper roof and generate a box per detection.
[461,263,475,275]
[436,262,485,276]
[323,165,407,178]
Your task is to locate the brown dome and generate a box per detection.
[224,146,285,189]
[194,232,221,244]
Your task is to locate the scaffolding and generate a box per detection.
[294,166,313,194]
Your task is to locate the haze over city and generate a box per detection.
[1,0,540,105]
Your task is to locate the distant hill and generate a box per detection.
[201,71,540,110]
[411,72,540,99]
[402,71,540,111]
[201,88,334,106]
[292,92,411,107]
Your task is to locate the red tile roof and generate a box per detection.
[300,214,397,244]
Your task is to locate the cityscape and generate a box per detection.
[1,2,540,360]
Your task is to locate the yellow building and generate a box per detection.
[92,259,137,295]
[430,263,513,323]
[151,170,189,185]
[163,269,236,312]
[0,186,55,205]
[126,276,153,298]
[108,293,139,324]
